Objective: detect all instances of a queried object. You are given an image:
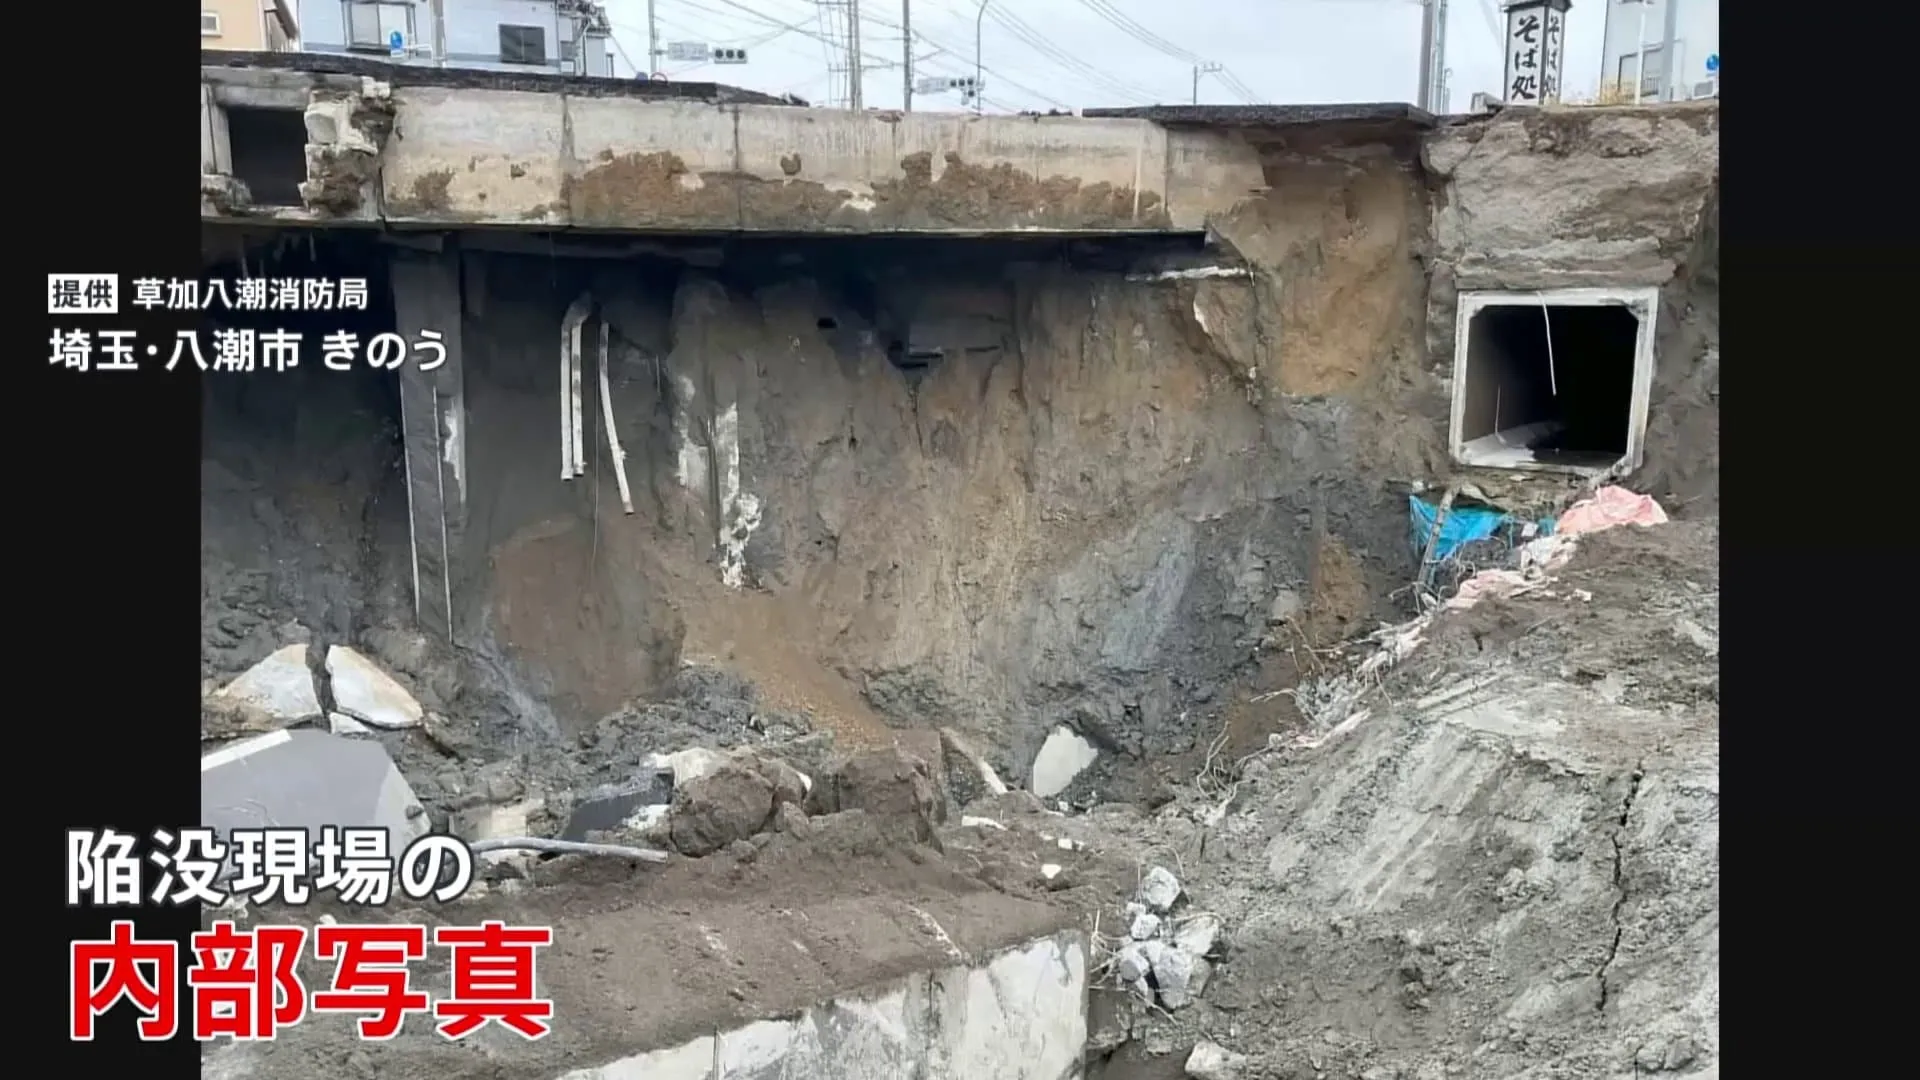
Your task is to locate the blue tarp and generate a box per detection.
[1409,495,1556,564]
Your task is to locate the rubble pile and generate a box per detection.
[1103,866,1226,1012]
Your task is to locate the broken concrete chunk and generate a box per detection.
[1151,945,1199,1009]
[1173,912,1222,958]
[211,644,321,726]
[1130,911,1163,941]
[1186,1040,1250,1080]
[1030,725,1099,799]
[325,646,423,730]
[1138,866,1183,913]
[328,713,373,736]
[1188,956,1213,1000]
[1115,942,1153,983]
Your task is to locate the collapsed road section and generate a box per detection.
[199,53,1717,1080]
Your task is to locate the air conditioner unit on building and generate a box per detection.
[1690,79,1717,99]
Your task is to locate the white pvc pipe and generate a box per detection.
[559,309,576,481]
[597,320,635,515]
[561,296,594,479]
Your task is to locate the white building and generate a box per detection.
[299,0,616,77]
[1599,0,1718,101]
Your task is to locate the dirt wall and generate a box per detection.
[199,248,412,686]
[454,179,1440,784]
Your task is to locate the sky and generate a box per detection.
[596,0,1610,113]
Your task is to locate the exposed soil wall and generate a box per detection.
[199,244,412,686]
[455,194,1440,789]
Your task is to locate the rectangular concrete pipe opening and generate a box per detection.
[1449,287,1658,475]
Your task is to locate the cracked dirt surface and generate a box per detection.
[1056,519,1719,1080]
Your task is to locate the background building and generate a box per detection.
[299,0,615,76]
[1598,0,1718,101]
[202,1,300,51]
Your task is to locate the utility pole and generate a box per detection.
[1191,62,1221,104]
[645,0,658,75]
[902,0,913,111]
[430,0,447,66]
[1657,0,1680,102]
[1416,0,1435,110]
[848,0,865,110]
[974,0,989,114]
[1416,0,1448,112]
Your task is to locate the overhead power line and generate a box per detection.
[1074,0,1209,65]
[985,6,1155,105]
[1069,0,1265,102]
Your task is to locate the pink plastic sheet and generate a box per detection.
[1556,486,1669,537]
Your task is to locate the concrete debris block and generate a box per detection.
[1173,912,1223,958]
[1040,862,1063,880]
[668,761,776,857]
[329,713,372,736]
[201,730,427,872]
[325,646,423,730]
[1187,956,1213,1000]
[1138,866,1183,913]
[211,644,321,725]
[560,767,674,843]
[1186,1040,1250,1080]
[1115,942,1153,984]
[960,815,1007,830]
[1130,911,1163,941]
[1151,945,1199,1009]
[1030,725,1100,799]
